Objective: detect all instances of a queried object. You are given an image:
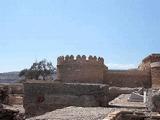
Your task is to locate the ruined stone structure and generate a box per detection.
[104,110,160,120]
[139,54,160,87]
[23,53,160,116]
[24,82,109,116]
[57,55,156,88]
[0,84,23,105]
[139,54,160,88]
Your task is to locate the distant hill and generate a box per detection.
[0,71,57,83]
[0,72,20,83]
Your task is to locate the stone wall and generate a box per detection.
[0,84,23,105]
[104,110,160,120]
[139,54,160,87]
[151,63,160,88]
[56,55,151,88]
[57,55,107,83]
[23,81,109,116]
[138,61,151,71]
[108,87,139,101]
[147,89,160,112]
[0,83,23,94]
[104,70,151,88]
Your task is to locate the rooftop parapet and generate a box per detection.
[142,54,160,63]
[57,55,104,65]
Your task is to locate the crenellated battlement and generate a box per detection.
[57,55,105,83]
[142,54,160,63]
[57,55,104,65]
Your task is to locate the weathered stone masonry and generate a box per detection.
[24,82,109,116]
[139,54,160,87]
[57,55,153,88]
[104,70,151,88]
[23,54,160,116]
[57,55,106,83]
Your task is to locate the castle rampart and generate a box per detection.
[138,54,160,87]
[57,55,104,65]
[151,62,160,68]
[23,53,160,116]
[103,70,151,88]
[56,54,155,87]
[151,62,160,88]
[57,55,106,83]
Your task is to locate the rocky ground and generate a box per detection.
[27,94,146,120]
[109,94,146,108]
[27,106,137,120]
[0,104,25,120]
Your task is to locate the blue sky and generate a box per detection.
[0,0,160,72]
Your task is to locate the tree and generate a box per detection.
[19,59,56,80]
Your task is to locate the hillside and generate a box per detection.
[0,72,57,83]
[0,72,20,83]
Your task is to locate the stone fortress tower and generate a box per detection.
[56,53,160,88]
[139,54,160,88]
[57,55,107,83]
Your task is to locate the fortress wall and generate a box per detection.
[57,55,106,83]
[103,70,151,88]
[151,69,160,87]
[23,82,109,116]
[150,55,160,87]
[139,54,160,87]
[151,62,160,87]
[138,61,151,71]
[55,54,160,88]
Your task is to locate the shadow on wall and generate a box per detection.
[23,82,109,117]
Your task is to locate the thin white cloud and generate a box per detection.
[107,63,137,70]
